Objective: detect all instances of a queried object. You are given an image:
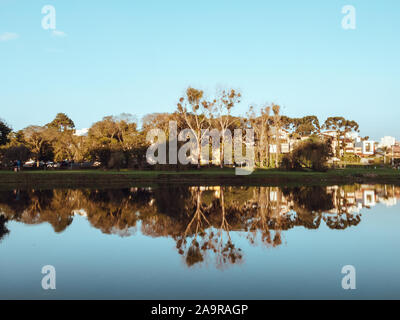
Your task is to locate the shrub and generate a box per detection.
[342,153,360,164]
[281,139,333,172]
[0,145,31,168]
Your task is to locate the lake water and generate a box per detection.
[0,184,400,299]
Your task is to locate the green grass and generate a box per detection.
[0,167,399,190]
[1,167,397,175]
[0,167,399,177]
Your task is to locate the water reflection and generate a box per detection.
[0,184,399,268]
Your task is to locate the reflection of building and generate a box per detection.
[73,209,87,217]
[363,190,376,207]
[2,184,400,242]
[325,185,399,215]
[241,185,400,221]
[379,197,397,206]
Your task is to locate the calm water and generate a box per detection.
[0,184,400,299]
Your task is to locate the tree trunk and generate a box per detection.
[197,138,201,169]
[220,135,224,168]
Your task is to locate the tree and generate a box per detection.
[44,113,77,161]
[142,113,175,134]
[46,113,75,132]
[87,114,144,168]
[212,89,241,167]
[323,117,359,158]
[0,215,9,243]
[69,135,89,162]
[43,127,71,162]
[1,145,31,166]
[247,105,271,168]
[177,87,214,168]
[7,130,26,147]
[142,112,189,170]
[22,126,53,165]
[272,104,282,168]
[0,119,12,146]
[296,116,320,137]
[281,115,321,151]
[281,137,333,171]
[280,116,300,154]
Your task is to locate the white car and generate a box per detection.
[23,160,36,168]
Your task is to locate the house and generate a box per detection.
[355,140,375,156]
[269,127,292,154]
[389,143,400,160]
[320,131,339,155]
[343,138,355,153]
[269,142,290,154]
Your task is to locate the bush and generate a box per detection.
[281,139,333,172]
[107,151,125,169]
[342,153,360,164]
[0,145,31,168]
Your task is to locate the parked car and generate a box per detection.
[53,162,61,168]
[23,160,36,168]
[23,160,47,169]
[46,161,55,168]
[93,161,102,167]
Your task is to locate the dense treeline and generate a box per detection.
[0,113,149,169]
[0,87,360,171]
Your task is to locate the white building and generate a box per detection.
[355,140,375,156]
[379,136,396,149]
[345,131,360,141]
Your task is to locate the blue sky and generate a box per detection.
[1,0,399,140]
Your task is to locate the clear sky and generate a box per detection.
[1,0,399,140]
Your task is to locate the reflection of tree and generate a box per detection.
[84,188,151,236]
[175,187,243,269]
[184,188,210,238]
[282,186,334,229]
[0,189,73,232]
[176,187,211,267]
[0,215,9,243]
[0,184,397,267]
[246,187,276,247]
[323,187,361,229]
[212,188,243,269]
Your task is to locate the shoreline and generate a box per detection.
[1,168,400,189]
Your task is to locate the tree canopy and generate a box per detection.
[0,119,12,146]
[0,88,371,171]
[46,113,75,132]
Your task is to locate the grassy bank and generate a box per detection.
[0,167,400,189]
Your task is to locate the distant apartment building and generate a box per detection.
[379,136,396,148]
[355,140,375,156]
[239,124,397,165]
[343,138,355,153]
[269,127,292,154]
[390,143,400,159]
